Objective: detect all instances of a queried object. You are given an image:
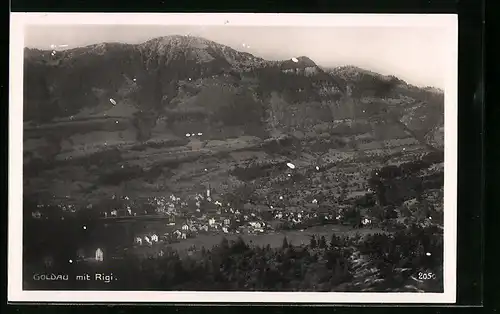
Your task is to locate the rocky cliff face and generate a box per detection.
[23,35,445,206]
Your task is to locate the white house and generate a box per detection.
[151,234,159,242]
[223,218,231,225]
[249,221,262,229]
[95,248,104,262]
[135,237,143,245]
[110,209,118,217]
[208,218,216,226]
[182,224,189,231]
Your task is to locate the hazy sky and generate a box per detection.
[25,25,449,88]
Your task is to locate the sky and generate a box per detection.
[24,25,449,88]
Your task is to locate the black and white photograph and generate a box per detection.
[9,13,458,303]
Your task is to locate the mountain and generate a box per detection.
[22,35,444,207]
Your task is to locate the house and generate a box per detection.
[199,225,209,232]
[110,209,118,217]
[249,221,262,229]
[208,218,216,226]
[95,248,104,262]
[361,218,371,226]
[135,237,143,245]
[32,211,42,219]
[182,224,189,231]
[223,218,231,226]
[151,234,159,242]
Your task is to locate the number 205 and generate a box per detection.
[418,272,436,280]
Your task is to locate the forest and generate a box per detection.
[25,223,443,292]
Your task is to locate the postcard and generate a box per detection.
[9,12,457,303]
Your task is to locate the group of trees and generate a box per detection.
[25,221,443,292]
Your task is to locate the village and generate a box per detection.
[104,185,366,250]
[30,180,373,263]
[28,150,442,265]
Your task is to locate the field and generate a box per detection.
[129,224,388,257]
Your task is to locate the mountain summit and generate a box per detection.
[23,35,443,149]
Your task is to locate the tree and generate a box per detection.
[282,237,289,249]
[318,236,327,249]
[330,234,341,249]
[309,235,317,249]
[220,237,230,250]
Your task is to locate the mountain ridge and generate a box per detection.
[23,35,444,150]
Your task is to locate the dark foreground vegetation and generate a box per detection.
[24,223,443,292]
